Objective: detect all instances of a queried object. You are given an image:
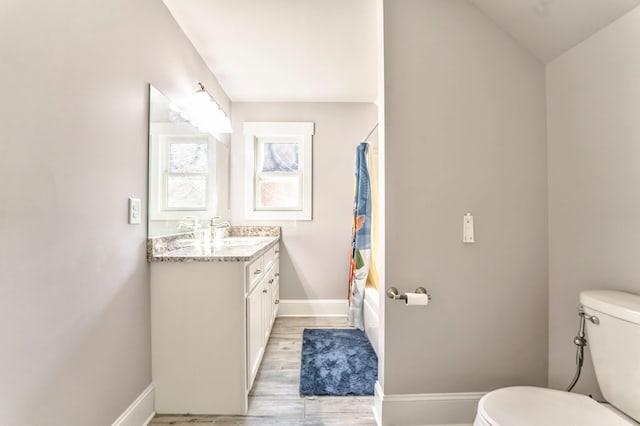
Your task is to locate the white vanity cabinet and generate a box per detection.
[246,244,280,389]
[150,239,280,415]
[246,277,265,388]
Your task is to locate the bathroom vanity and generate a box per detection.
[148,229,280,415]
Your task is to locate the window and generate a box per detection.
[165,139,210,210]
[148,122,219,221]
[244,122,314,220]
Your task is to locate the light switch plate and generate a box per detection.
[463,212,474,243]
[128,197,141,225]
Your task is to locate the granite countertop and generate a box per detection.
[147,226,281,263]
[150,236,279,262]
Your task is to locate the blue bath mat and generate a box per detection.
[300,328,378,396]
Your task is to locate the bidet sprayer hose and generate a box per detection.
[566,309,587,392]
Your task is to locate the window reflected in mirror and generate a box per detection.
[148,85,229,237]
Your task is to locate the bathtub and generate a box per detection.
[363,287,379,355]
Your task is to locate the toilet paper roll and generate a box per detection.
[405,292,429,306]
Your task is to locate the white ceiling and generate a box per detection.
[163,0,378,103]
[470,0,640,63]
[164,0,640,102]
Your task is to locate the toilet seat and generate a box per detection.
[475,386,637,426]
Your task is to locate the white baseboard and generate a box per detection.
[276,299,348,317]
[112,384,155,426]
[374,382,483,426]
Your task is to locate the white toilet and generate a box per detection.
[474,290,640,426]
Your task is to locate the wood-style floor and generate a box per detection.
[150,317,377,426]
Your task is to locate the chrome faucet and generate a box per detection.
[210,217,231,244]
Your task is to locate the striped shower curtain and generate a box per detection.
[348,142,372,330]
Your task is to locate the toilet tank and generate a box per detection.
[580,290,640,422]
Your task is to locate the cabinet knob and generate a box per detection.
[275,300,280,304]
[262,289,268,294]
[275,273,280,277]
[268,279,274,284]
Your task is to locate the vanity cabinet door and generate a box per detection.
[271,260,280,322]
[247,279,265,389]
[262,270,273,342]
[272,281,280,325]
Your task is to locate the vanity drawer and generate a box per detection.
[265,243,281,269]
[263,246,275,271]
[246,257,264,292]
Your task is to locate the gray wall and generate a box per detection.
[382,0,549,394]
[547,5,640,396]
[0,1,228,424]
[230,102,377,299]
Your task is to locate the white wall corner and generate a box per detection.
[112,384,155,426]
[276,299,348,317]
[375,382,483,426]
[374,381,384,426]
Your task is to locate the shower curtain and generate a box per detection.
[348,142,372,330]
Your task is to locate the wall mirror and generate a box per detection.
[147,84,229,237]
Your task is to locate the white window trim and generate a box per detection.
[244,122,314,221]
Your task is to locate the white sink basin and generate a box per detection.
[202,237,275,247]
[175,238,199,247]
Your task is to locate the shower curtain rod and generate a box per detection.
[363,122,379,142]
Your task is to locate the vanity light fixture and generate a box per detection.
[169,82,232,135]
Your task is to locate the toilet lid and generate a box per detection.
[478,386,635,426]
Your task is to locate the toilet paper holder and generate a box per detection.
[386,286,432,301]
